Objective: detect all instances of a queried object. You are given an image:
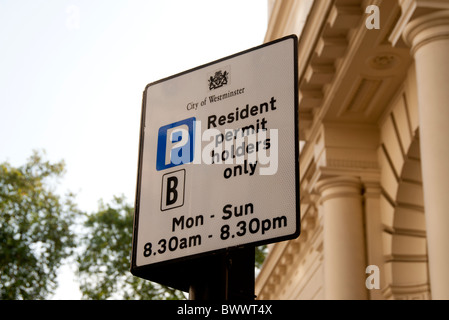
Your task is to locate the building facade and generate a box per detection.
[256,0,449,300]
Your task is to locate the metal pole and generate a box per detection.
[188,253,226,300]
[225,247,255,300]
[189,247,255,301]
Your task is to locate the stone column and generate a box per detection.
[363,182,384,299]
[403,10,449,300]
[317,176,368,300]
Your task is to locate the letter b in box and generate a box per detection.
[161,169,185,211]
[156,117,195,171]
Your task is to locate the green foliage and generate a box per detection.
[0,151,268,300]
[76,196,268,300]
[76,196,186,300]
[0,151,79,299]
[255,245,268,270]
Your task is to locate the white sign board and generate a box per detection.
[131,35,299,271]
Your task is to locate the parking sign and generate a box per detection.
[131,35,299,275]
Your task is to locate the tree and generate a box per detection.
[0,151,79,299]
[76,195,185,299]
[77,195,268,300]
[255,245,268,270]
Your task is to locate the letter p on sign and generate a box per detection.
[156,117,195,171]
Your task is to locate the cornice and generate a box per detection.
[265,0,291,42]
[297,0,412,149]
[298,0,362,141]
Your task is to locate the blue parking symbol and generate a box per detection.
[156,117,195,171]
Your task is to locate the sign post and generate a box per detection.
[187,247,255,300]
[131,35,299,299]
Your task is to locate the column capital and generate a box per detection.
[403,10,449,54]
[363,181,381,199]
[315,176,362,203]
[389,0,449,47]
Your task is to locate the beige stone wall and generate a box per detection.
[256,0,449,300]
[376,64,429,300]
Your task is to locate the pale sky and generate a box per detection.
[0,0,268,299]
